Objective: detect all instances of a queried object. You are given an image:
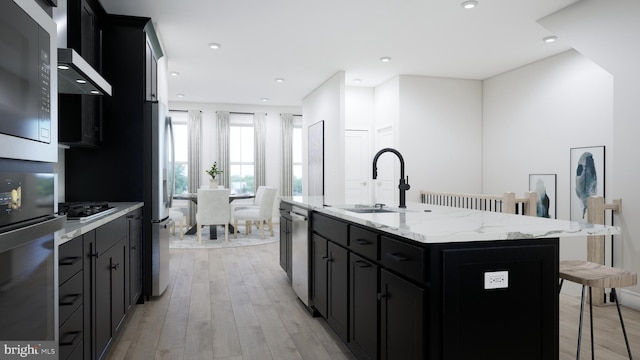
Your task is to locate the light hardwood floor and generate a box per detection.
[106,241,639,360]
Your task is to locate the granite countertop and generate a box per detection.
[57,202,144,246]
[280,196,619,244]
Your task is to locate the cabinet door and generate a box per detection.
[145,38,157,101]
[95,238,127,360]
[380,269,424,360]
[82,231,96,360]
[349,254,379,360]
[327,242,348,342]
[94,245,112,359]
[311,233,328,318]
[279,217,288,272]
[128,214,143,306]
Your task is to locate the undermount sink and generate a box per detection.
[343,207,398,214]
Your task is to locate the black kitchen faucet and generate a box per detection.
[372,148,410,208]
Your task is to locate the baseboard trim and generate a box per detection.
[620,288,640,311]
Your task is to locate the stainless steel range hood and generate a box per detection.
[53,0,111,96]
[58,48,112,96]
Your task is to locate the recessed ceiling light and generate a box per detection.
[209,43,221,49]
[261,98,269,102]
[170,72,180,77]
[275,78,285,83]
[177,94,184,98]
[461,1,478,9]
[76,79,86,84]
[353,79,362,84]
[543,36,558,43]
[380,57,391,62]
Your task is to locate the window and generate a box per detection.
[170,111,189,194]
[292,116,303,195]
[229,113,254,194]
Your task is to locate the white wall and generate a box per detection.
[539,0,640,307]
[482,50,614,296]
[302,71,346,204]
[346,86,374,131]
[483,50,613,217]
[398,75,483,199]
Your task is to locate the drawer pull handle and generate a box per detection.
[354,239,370,245]
[377,293,388,300]
[59,256,81,266]
[354,260,371,268]
[111,262,120,270]
[385,252,408,262]
[60,294,82,306]
[60,331,81,346]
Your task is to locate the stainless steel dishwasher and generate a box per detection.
[290,206,310,307]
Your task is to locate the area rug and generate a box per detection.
[169,223,279,249]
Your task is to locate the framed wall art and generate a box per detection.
[570,146,605,222]
[308,120,325,196]
[529,174,556,219]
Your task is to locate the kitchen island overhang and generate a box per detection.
[279,196,619,360]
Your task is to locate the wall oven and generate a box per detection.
[0,0,58,163]
[0,172,65,352]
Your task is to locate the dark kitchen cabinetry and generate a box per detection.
[145,38,158,101]
[58,0,106,147]
[128,209,143,306]
[349,253,379,360]
[379,269,424,360]
[57,207,142,360]
[279,202,292,281]
[326,241,349,342]
[310,233,328,318]
[303,208,559,360]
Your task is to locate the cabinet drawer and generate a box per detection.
[349,225,379,261]
[380,236,425,283]
[311,213,348,247]
[59,306,83,360]
[59,237,83,285]
[96,216,126,254]
[59,270,83,325]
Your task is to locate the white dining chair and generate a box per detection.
[230,185,266,230]
[232,186,277,239]
[196,188,231,243]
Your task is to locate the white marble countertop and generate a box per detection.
[57,202,144,246]
[280,196,619,244]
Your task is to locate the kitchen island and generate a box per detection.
[279,196,618,360]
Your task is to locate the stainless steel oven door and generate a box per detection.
[0,215,65,343]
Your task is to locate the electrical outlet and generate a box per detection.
[484,271,508,289]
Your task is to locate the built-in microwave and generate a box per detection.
[0,0,57,163]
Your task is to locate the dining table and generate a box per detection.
[172,192,255,239]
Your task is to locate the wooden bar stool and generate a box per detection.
[558,260,637,359]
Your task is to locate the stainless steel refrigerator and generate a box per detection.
[148,101,174,296]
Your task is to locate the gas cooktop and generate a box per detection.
[58,201,117,221]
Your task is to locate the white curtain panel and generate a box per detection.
[187,110,202,226]
[254,112,267,190]
[216,111,230,188]
[280,113,293,196]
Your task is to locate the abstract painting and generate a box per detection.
[570,146,605,222]
[529,174,556,219]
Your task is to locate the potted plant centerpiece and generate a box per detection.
[206,162,223,188]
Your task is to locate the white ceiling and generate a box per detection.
[100,0,577,107]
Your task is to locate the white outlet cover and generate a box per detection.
[484,271,509,289]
